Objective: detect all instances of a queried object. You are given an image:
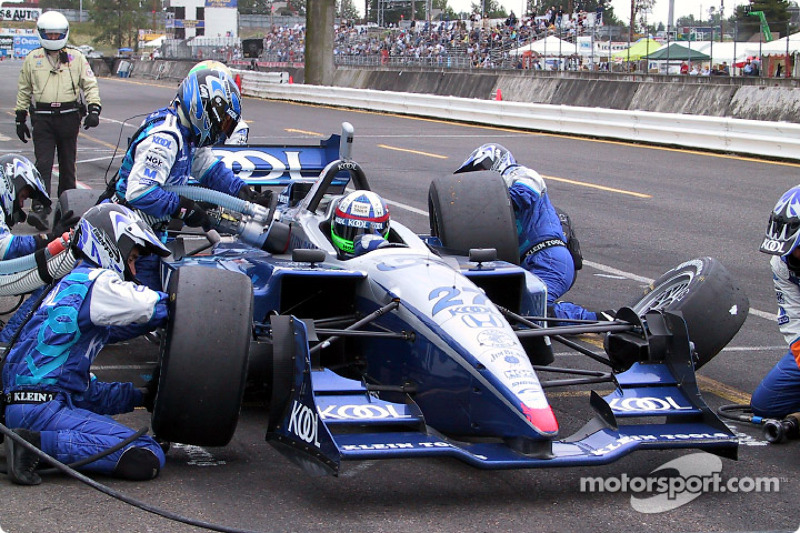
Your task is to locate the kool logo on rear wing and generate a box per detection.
[212,134,350,186]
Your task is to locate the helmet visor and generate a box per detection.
[39,29,67,41]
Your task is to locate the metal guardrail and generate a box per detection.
[230,71,800,161]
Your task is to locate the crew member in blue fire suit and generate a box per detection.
[751,184,800,421]
[110,67,266,291]
[3,203,171,485]
[0,154,79,343]
[455,144,610,322]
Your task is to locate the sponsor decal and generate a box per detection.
[318,403,409,421]
[608,396,692,412]
[152,136,172,148]
[487,348,524,365]
[287,400,320,447]
[504,369,535,380]
[476,329,517,348]
[341,441,451,451]
[776,290,785,305]
[590,432,730,456]
[145,154,164,168]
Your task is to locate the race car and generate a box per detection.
[57,123,750,475]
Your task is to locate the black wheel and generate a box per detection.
[630,257,749,370]
[428,171,519,265]
[53,189,100,226]
[152,266,253,446]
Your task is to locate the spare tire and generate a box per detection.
[630,257,749,370]
[53,189,100,227]
[428,171,519,265]
[152,266,253,446]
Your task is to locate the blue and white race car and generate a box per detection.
[65,124,749,475]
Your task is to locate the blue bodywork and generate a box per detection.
[157,135,738,475]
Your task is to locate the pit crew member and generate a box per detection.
[3,203,170,485]
[751,184,800,420]
[455,144,610,322]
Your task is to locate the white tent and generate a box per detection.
[689,41,758,66]
[759,31,800,55]
[509,35,577,56]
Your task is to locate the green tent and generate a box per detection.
[643,43,711,61]
[610,38,662,61]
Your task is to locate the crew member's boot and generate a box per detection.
[5,428,42,485]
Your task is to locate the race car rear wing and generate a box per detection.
[212,123,354,187]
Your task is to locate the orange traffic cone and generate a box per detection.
[494,88,502,101]
[234,73,242,90]
[288,75,293,84]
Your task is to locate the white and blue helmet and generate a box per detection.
[74,204,169,280]
[0,154,50,226]
[454,143,517,175]
[176,68,242,148]
[761,185,800,258]
[331,191,390,256]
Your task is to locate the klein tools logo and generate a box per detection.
[580,452,780,513]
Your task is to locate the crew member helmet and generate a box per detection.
[37,11,69,51]
[176,68,242,148]
[331,190,390,256]
[73,204,170,281]
[761,185,800,259]
[0,154,50,226]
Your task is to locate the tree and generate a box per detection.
[733,0,792,41]
[338,0,360,19]
[238,0,272,15]
[90,0,149,49]
[470,0,506,18]
[40,0,83,10]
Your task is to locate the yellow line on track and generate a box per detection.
[543,174,652,198]
[286,128,322,136]
[378,144,449,159]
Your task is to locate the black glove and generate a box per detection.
[172,196,211,231]
[15,110,30,143]
[47,210,80,240]
[138,366,160,412]
[83,103,100,129]
[237,185,273,209]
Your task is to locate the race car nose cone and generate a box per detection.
[522,404,559,435]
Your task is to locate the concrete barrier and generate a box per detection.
[240,82,800,161]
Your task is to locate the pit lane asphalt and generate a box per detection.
[0,61,796,533]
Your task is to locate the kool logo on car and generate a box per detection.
[287,400,320,448]
[318,404,410,420]
[608,396,692,412]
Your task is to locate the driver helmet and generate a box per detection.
[0,154,50,227]
[37,11,69,51]
[73,203,170,281]
[331,191,390,257]
[761,185,800,264]
[175,68,242,148]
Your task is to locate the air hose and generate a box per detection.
[717,403,800,444]
[0,422,264,533]
[0,248,77,296]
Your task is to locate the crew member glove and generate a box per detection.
[48,210,80,239]
[237,185,273,209]
[172,196,212,231]
[83,103,101,129]
[138,366,160,412]
[15,110,30,143]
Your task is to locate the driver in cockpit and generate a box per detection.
[330,190,392,259]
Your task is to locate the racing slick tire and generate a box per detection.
[629,257,749,370]
[428,172,519,265]
[53,189,100,226]
[152,266,253,446]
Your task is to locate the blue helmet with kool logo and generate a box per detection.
[331,191,390,257]
[176,68,242,148]
[761,185,800,258]
[73,203,169,280]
